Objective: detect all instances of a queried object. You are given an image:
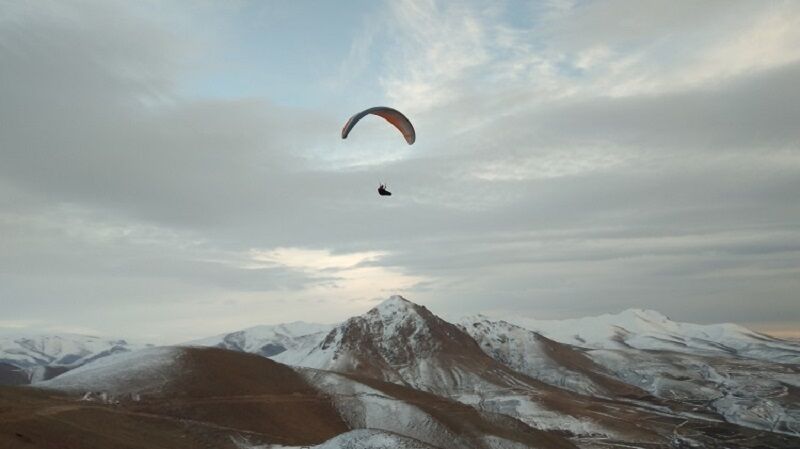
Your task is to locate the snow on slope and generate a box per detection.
[459,315,647,398]
[235,429,439,449]
[272,297,648,440]
[588,348,800,436]
[460,313,799,436]
[36,338,574,449]
[300,369,469,449]
[37,347,180,395]
[464,311,800,436]
[299,369,575,449]
[0,333,148,381]
[310,430,438,449]
[500,308,800,363]
[238,429,540,449]
[25,297,799,446]
[272,296,511,395]
[186,322,333,358]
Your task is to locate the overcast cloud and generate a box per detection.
[1,0,799,342]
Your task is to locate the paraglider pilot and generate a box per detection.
[341,106,413,198]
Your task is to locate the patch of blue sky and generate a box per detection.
[178,0,388,111]
[555,59,588,78]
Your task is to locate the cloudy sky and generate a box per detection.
[2,0,799,343]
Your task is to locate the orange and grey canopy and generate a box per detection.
[341,107,415,145]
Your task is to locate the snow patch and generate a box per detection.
[36,346,180,396]
[492,308,800,363]
[233,429,438,449]
[0,333,147,376]
[300,369,467,449]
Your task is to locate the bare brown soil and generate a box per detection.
[0,387,241,449]
[0,348,350,449]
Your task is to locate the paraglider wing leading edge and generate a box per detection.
[341,107,416,145]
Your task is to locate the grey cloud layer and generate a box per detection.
[1,0,798,341]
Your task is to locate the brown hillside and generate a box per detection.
[1,347,349,448]
[130,347,349,443]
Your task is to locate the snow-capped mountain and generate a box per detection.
[501,308,800,363]
[458,315,648,398]
[14,296,800,448]
[265,296,727,443]
[463,313,800,436]
[271,296,522,395]
[186,321,333,357]
[0,333,148,383]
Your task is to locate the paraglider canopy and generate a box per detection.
[341,107,415,145]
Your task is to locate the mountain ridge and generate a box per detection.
[0,333,149,383]
[8,295,799,447]
[4,301,797,386]
[492,307,800,363]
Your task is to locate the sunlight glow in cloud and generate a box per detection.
[248,247,428,301]
[249,247,386,271]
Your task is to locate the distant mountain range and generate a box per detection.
[496,308,800,363]
[0,333,148,385]
[188,321,333,358]
[2,296,798,448]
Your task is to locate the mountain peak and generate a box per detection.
[379,294,411,305]
[621,308,670,322]
[370,295,419,317]
[279,294,508,394]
